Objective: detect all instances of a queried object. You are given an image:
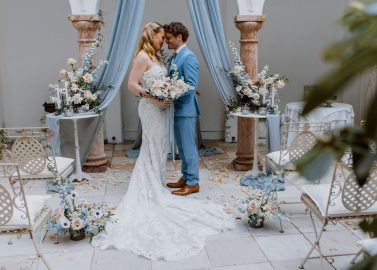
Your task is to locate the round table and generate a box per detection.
[60,113,100,182]
[231,112,267,175]
[284,102,354,129]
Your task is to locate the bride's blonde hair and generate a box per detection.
[136,22,163,62]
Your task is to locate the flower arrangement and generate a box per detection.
[236,187,284,228]
[49,34,109,115]
[142,64,194,101]
[227,42,288,115]
[48,186,113,241]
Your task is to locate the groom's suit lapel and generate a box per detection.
[169,46,187,75]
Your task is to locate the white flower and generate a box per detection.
[59,69,67,77]
[71,76,78,83]
[247,199,261,215]
[83,73,94,83]
[276,80,285,89]
[93,209,103,219]
[67,58,77,65]
[233,65,244,74]
[59,216,71,229]
[72,93,83,104]
[71,217,85,230]
[71,84,79,92]
[349,1,365,11]
[236,85,243,92]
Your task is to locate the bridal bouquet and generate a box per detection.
[227,42,288,114]
[142,64,194,101]
[235,187,284,228]
[49,34,110,114]
[48,187,113,241]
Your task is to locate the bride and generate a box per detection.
[91,22,235,261]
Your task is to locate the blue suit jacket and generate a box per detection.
[169,46,200,117]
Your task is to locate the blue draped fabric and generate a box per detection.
[47,0,146,164]
[187,0,237,104]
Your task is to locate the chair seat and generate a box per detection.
[19,156,74,179]
[301,184,377,218]
[5,195,52,227]
[266,150,295,170]
[357,238,377,256]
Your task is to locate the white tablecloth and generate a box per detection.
[284,102,354,129]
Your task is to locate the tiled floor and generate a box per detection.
[0,140,367,270]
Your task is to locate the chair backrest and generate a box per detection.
[325,162,377,215]
[0,162,32,230]
[0,128,58,177]
[280,122,331,162]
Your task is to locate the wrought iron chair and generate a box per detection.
[0,127,73,183]
[298,162,377,269]
[265,121,331,174]
[0,162,52,269]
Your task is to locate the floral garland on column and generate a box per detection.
[226,42,288,117]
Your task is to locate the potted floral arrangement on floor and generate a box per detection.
[226,42,288,116]
[48,186,113,241]
[236,187,285,228]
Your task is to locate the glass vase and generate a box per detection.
[248,214,265,229]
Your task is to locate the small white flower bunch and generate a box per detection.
[48,187,113,241]
[142,64,194,101]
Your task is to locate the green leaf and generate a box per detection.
[359,218,377,238]
[295,148,336,182]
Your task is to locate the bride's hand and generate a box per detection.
[162,99,172,108]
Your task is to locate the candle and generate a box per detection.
[262,84,266,104]
[271,87,275,108]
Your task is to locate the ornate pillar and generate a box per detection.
[232,15,265,171]
[68,14,108,172]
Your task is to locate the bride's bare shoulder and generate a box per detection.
[135,50,150,61]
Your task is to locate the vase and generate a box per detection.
[69,228,85,241]
[248,214,265,228]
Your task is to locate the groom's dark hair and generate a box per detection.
[163,22,189,42]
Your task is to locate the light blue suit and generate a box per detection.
[169,45,200,186]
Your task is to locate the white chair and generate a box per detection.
[0,162,52,269]
[0,127,74,182]
[299,162,377,269]
[266,122,331,174]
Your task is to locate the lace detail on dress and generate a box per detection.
[91,65,235,261]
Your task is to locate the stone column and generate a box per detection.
[232,15,265,171]
[68,14,108,172]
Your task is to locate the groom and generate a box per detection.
[164,22,200,196]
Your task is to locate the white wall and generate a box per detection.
[0,0,364,137]
[0,0,115,127]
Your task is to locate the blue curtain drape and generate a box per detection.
[187,0,237,104]
[47,0,146,163]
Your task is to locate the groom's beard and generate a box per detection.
[168,40,179,50]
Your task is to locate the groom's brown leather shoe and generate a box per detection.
[171,184,200,196]
[167,178,185,189]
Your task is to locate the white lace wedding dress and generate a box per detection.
[91,65,235,261]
